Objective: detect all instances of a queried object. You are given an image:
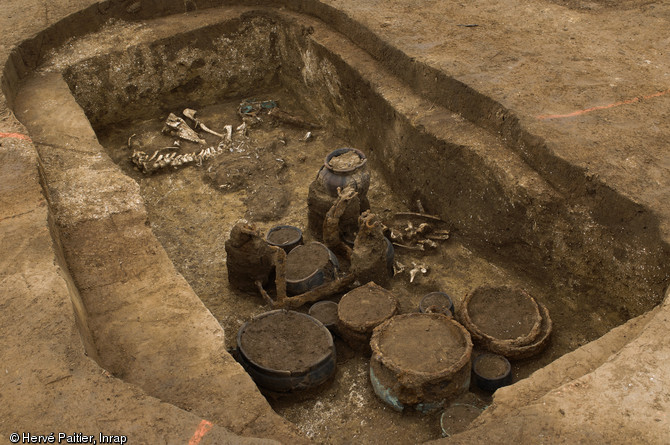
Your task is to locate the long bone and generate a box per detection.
[183,108,227,139]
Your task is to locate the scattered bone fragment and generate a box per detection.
[427,230,450,241]
[385,212,450,250]
[301,131,314,142]
[405,222,432,238]
[409,262,428,283]
[223,125,233,142]
[417,239,438,249]
[393,261,406,275]
[182,108,198,121]
[389,228,403,241]
[392,242,424,251]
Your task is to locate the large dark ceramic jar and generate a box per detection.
[317,147,370,197]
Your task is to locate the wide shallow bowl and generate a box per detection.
[440,403,484,437]
[459,285,552,359]
[237,310,336,392]
[266,225,303,253]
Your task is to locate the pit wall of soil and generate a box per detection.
[57,9,667,318]
[45,209,99,362]
[61,14,281,128]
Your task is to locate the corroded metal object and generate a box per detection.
[225,182,392,309]
[323,188,393,286]
[322,186,359,258]
[225,221,354,310]
[225,221,285,295]
[308,178,364,240]
[350,211,394,287]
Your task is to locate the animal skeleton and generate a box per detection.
[131,107,250,174]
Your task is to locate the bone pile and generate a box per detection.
[131,109,246,174]
[386,213,450,251]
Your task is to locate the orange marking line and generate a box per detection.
[0,132,32,141]
[188,420,213,445]
[537,88,670,120]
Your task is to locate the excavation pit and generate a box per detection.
[11,5,668,444]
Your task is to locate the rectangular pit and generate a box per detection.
[22,6,668,444]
